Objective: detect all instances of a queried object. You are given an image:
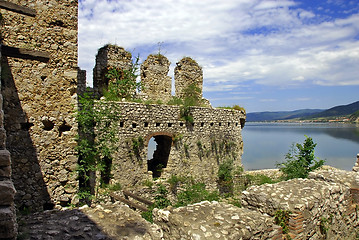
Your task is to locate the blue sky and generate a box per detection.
[78,0,359,112]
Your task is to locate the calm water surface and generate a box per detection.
[241,122,359,171]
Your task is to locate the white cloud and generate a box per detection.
[78,0,359,91]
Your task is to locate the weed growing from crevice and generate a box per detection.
[274,209,292,234]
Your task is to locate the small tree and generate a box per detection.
[276,136,324,180]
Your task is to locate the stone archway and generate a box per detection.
[146,133,173,178]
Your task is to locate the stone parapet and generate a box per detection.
[309,169,359,188]
[95,101,245,190]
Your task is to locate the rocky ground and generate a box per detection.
[16,166,348,240]
[17,202,163,240]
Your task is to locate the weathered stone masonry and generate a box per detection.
[105,102,245,189]
[1,0,79,214]
[140,54,172,103]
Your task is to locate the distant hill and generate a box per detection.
[247,109,323,122]
[307,101,359,118]
[246,100,359,122]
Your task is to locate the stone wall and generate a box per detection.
[1,0,78,211]
[242,178,359,239]
[140,54,172,103]
[98,102,245,190]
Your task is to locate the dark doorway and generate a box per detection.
[147,135,172,178]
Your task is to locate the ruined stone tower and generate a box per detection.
[93,45,132,97]
[140,54,172,103]
[174,57,203,100]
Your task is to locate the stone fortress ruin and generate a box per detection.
[86,44,245,190]
[1,1,359,239]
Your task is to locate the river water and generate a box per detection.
[241,122,359,171]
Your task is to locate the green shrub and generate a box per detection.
[167,175,189,193]
[179,83,203,124]
[167,96,183,106]
[227,197,242,208]
[244,174,278,186]
[217,159,235,195]
[216,105,246,113]
[218,159,234,182]
[172,133,183,144]
[232,105,246,113]
[142,179,154,189]
[132,136,144,157]
[76,89,122,202]
[141,184,171,223]
[276,136,324,180]
[175,182,219,207]
[108,182,122,191]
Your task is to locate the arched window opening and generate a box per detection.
[147,135,172,178]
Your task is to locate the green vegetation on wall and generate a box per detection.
[103,55,142,101]
[180,83,203,124]
[76,51,145,203]
[76,89,122,203]
[274,209,292,234]
[217,159,235,195]
[217,105,246,114]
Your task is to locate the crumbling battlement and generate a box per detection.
[175,57,203,100]
[90,44,245,189]
[93,45,208,105]
[140,54,172,103]
[93,45,132,97]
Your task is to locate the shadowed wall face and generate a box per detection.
[1,0,79,210]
